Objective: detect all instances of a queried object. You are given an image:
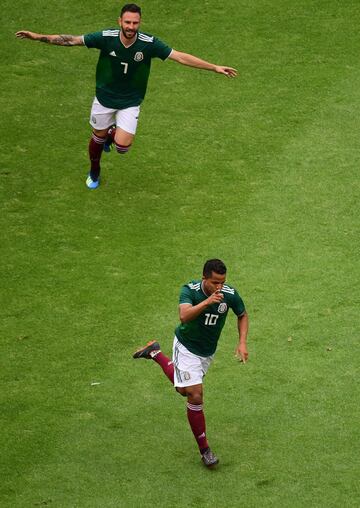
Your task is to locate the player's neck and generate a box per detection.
[120,30,137,47]
[201,281,211,297]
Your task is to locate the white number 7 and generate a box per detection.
[121,62,128,74]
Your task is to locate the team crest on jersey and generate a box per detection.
[134,52,144,62]
[218,302,228,313]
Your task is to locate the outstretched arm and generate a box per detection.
[15,31,84,46]
[168,49,237,77]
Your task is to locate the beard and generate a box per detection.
[122,28,138,39]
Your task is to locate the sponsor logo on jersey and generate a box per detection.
[218,302,228,313]
[109,51,117,57]
[134,51,144,62]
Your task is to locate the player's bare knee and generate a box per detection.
[115,142,132,154]
[187,392,203,405]
[93,128,108,138]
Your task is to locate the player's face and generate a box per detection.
[202,271,226,295]
[119,12,141,39]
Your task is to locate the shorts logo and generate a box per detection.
[184,371,191,381]
[134,52,144,62]
[91,116,97,124]
[218,303,228,313]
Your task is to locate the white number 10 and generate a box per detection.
[204,314,219,326]
[121,62,128,74]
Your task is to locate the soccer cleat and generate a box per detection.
[201,448,219,468]
[103,126,115,153]
[86,174,100,189]
[133,340,161,359]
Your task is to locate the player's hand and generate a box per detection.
[215,66,237,78]
[235,343,248,363]
[207,290,224,305]
[15,31,37,40]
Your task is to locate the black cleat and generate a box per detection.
[133,340,161,359]
[201,448,219,468]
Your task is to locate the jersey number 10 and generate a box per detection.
[204,313,219,326]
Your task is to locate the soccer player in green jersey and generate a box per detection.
[133,259,249,468]
[16,3,237,190]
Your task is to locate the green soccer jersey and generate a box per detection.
[175,280,246,357]
[83,29,172,109]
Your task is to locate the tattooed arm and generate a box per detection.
[15,31,84,46]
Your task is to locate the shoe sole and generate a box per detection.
[133,341,159,359]
[202,460,219,468]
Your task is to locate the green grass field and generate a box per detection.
[1,0,359,506]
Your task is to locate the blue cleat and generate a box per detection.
[86,174,100,189]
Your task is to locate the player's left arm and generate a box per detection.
[168,49,237,77]
[235,312,249,363]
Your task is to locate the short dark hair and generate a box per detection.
[203,259,227,278]
[120,3,141,17]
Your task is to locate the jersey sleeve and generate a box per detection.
[151,37,172,60]
[231,289,246,317]
[83,31,106,50]
[179,284,194,305]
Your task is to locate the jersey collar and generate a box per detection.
[119,30,138,48]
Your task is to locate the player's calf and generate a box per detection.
[87,131,107,186]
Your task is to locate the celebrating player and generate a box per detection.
[133,259,249,468]
[16,3,237,190]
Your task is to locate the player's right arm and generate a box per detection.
[15,31,84,46]
[179,291,224,323]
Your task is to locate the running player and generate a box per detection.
[133,259,249,468]
[16,4,237,189]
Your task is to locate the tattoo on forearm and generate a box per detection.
[40,35,78,46]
